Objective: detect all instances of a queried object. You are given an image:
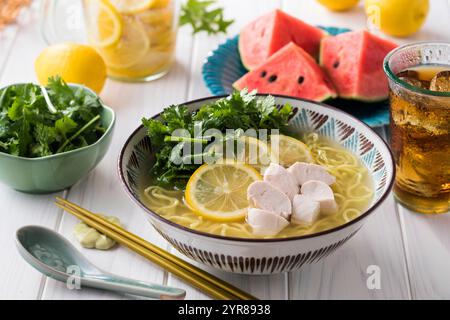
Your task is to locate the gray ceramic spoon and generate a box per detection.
[16,225,186,300]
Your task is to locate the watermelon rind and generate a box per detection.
[233,43,338,103]
[238,38,252,70]
[337,93,388,102]
[231,84,337,103]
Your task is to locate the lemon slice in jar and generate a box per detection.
[85,0,123,48]
[138,6,173,25]
[97,15,150,70]
[270,134,314,167]
[109,0,157,14]
[185,162,262,222]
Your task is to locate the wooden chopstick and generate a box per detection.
[55,197,257,300]
[56,197,257,300]
[55,201,235,300]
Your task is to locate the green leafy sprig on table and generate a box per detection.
[142,90,293,188]
[0,76,106,158]
[179,0,234,35]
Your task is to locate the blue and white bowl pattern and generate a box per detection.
[119,96,394,274]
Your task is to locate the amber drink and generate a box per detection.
[384,43,450,214]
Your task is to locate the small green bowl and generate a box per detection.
[0,84,115,194]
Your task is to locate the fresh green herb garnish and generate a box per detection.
[142,90,293,188]
[179,0,234,35]
[0,77,105,158]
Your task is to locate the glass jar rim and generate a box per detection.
[383,41,450,97]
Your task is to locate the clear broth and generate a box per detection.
[140,134,374,239]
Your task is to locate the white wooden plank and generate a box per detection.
[0,26,19,81]
[165,0,288,300]
[289,194,411,299]
[0,3,64,299]
[41,24,196,299]
[0,1,43,85]
[390,0,450,300]
[169,249,287,300]
[282,0,368,30]
[0,0,37,80]
[397,206,450,299]
[0,188,64,299]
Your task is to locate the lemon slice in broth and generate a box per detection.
[270,134,314,167]
[185,162,262,222]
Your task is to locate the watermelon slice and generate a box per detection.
[233,42,337,102]
[239,9,328,70]
[320,30,397,101]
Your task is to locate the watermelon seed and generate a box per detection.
[333,61,340,68]
[298,76,304,84]
[260,70,267,78]
[268,75,277,82]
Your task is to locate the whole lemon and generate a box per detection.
[317,0,360,11]
[35,43,107,94]
[364,0,429,37]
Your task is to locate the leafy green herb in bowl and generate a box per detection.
[142,90,292,188]
[0,77,106,157]
[0,78,115,194]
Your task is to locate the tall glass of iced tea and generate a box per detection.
[384,43,450,214]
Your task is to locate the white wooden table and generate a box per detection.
[1,0,449,300]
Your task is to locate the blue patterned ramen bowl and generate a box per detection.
[119,95,395,275]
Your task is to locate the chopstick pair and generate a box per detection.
[54,197,257,300]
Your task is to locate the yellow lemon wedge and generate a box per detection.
[85,0,123,48]
[270,134,314,167]
[35,42,107,94]
[97,15,150,70]
[185,162,262,222]
[109,0,156,14]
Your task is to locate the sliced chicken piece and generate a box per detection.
[263,163,298,200]
[300,180,339,216]
[288,162,336,186]
[291,194,320,226]
[247,208,289,236]
[247,181,292,219]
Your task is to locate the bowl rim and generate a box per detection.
[0,83,116,161]
[118,94,395,243]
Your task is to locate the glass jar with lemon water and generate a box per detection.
[83,0,177,81]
